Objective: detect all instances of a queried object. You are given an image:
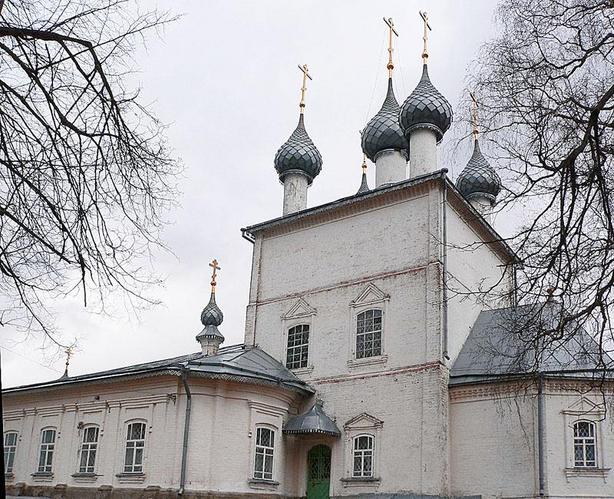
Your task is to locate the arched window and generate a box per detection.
[37,428,56,473]
[286,324,309,369]
[573,421,596,467]
[3,431,18,474]
[78,425,99,473]
[356,309,382,359]
[124,421,146,473]
[253,427,275,480]
[352,435,374,478]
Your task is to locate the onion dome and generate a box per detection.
[399,64,453,143]
[361,78,408,161]
[456,139,501,203]
[196,291,224,343]
[274,114,322,185]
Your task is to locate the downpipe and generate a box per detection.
[179,370,192,496]
[537,374,547,497]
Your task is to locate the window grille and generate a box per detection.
[78,426,99,473]
[286,324,309,369]
[573,421,597,467]
[352,435,374,477]
[254,427,275,480]
[4,432,18,473]
[37,429,56,473]
[356,310,382,358]
[124,422,146,473]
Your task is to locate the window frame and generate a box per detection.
[285,323,310,370]
[37,427,57,474]
[253,426,275,481]
[352,434,374,478]
[123,421,147,474]
[355,309,383,359]
[573,420,597,468]
[4,431,18,474]
[78,425,100,474]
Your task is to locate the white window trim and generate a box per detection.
[562,400,611,481]
[351,434,375,478]
[285,323,311,371]
[281,298,316,374]
[120,420,147,476]
[36,427,57,474]
[76,425,100,475]
[4,431,18,475]
[342,413,383,486]
[347,284,389,368]
[249,422,280,488]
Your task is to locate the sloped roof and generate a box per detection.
[3,344,313,395]
[283,402,340,436]
[450,302,614,386]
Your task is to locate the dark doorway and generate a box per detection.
[307,444,331,499]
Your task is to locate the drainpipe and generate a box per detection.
[441,173,450,361]
[537,374,546,497]
[179,370,192,496]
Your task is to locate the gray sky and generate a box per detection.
[2,0,502,387]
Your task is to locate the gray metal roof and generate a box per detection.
[274,113,322,184]
[450,302,614,385]
[456,139,501,203]
[399,64,453,143]
[361,78,408,162]
[283,401,340,436]
[3,344,313,395]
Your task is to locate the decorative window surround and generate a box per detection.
[563,467,610,481]
[343,413,383,486]
[31,471,54,482]
[348,284,389,363]
[281,297,316,373]
[71,472,99,483]
[340,476,381,487]
[248,478,280,490]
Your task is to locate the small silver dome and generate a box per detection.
[399,64,453,143]
[361,78,408,162]
[274,114,322,185]
[200,292,223,327]
[456,139,501,203]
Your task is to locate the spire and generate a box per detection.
[196,259,225,356]
[357,155,370,194]
[61,345,73,378]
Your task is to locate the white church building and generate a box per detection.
[3,15,613,499]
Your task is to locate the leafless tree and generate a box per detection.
[0,1,179,346]
[462,0,614,374]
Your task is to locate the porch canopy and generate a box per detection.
[283,402,341,437]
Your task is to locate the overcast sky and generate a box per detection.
[1,0,503,388]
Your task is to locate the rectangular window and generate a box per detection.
[254,427,275,480]
[4,432,18,473]
[356,310,382,359]
[573,421,597,467]
[37,429,56,473]
[124,422,146,473]
[352,435,374,478]
[286,324,309,370]
[79,426,99,473]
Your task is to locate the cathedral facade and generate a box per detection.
[3,15,613,499]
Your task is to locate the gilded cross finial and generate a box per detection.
[419,11,431,64]
[209,259,221,293]
[470,92,479,140]
[63,345,73,378]
[383,17,399,78]
[298,64,312,114]
[362,154,368,173]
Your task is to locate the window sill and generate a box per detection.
[341,476,381,487]
[564,467,610,480]
[248,478,279,490]
[31,471,54,482]
[347,354,388,369]
[5,472,14,482]
[116,472,146,484]
[290,365,314,376]
[71,472,99,483]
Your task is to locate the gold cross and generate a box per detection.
[383,17,399,77]
[298,64,312,113]
[63,345,73,377]
[209,259,221,290]
[362,154,368,173]
[419,11,432,64]
[470,92,479,140]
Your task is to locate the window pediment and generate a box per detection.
[344,413,383,431]
[350,283,388,308]
[281,298,316,320]
[562,396,605,417]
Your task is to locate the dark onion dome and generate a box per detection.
[361,78,408,161]
[274,114,322,184]
[399,64,453,143]
[197,292,224,342]
[456,139,502,203]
